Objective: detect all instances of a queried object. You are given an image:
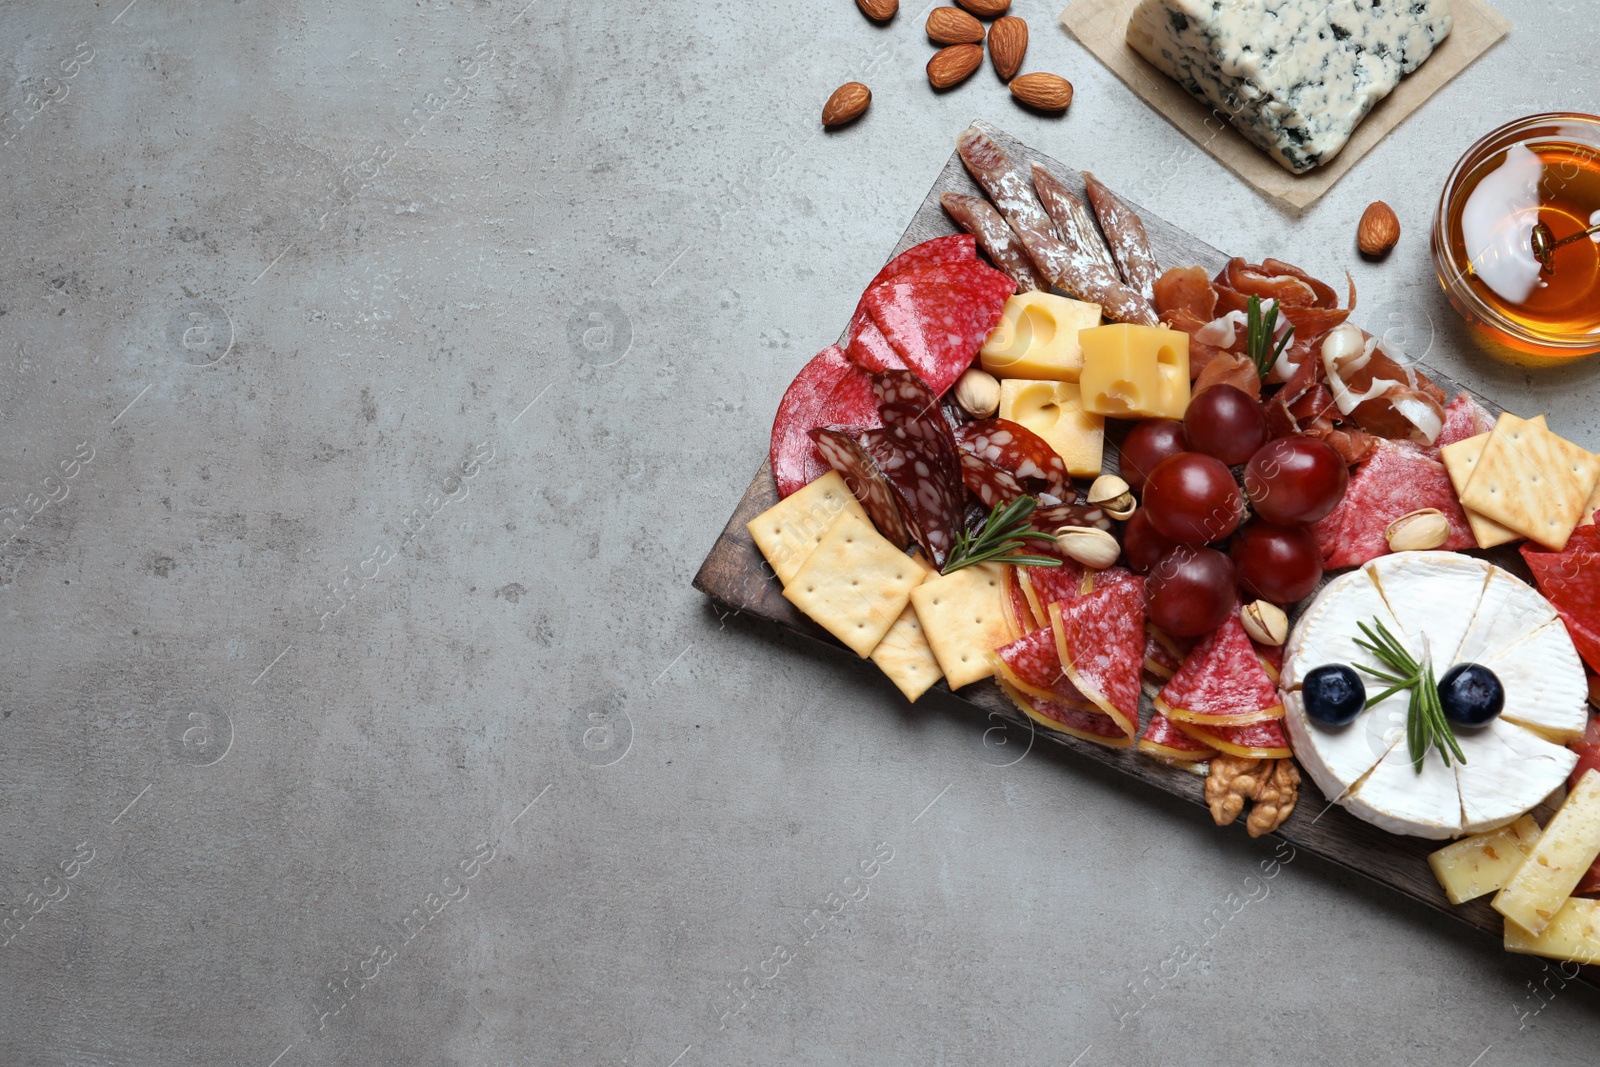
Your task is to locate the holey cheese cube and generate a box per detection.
[1126,0,1454,174]
[1494,770,1600,936]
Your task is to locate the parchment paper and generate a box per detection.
[1060,0,1513,209]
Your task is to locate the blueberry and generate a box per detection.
[1439,663,1504,728]
[1303,664,1366,727]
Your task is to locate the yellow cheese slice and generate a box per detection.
[910,563,1013,690]
[997,379,1105,478]
[1077,324,1191,419]
[782,510,924,658]
[1459,414,1600,551]
[980,292,1103,381]
[1428,814,1543,904]
[1504,897,1600,964]
[870,600,943,702]
[747,471,870,584]
[1440,418,1546,549]
[1494,769,1600,936]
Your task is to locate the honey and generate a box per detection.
[1434,115,1600,360]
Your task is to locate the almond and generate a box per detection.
[822,82,871,127]
[1358,201,1401,257]
[1010,71,1072,112]
[926,6,984,44]
[987,16,1027,81]
[956,0,1010,17]
[927,43,984,90]
[857,0,899,21]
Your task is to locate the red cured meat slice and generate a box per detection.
[1173,717,1293,759]
[1436,393,1496,450]
[845,315,909,374]
[1033,501,1116,533]
[953,419,1072,502]
[1523,525,1600,674]
[864,234,978,292]
[1005,566,1039,635]
[1049,578,1145,739]
[992,625,1098,707]
[997,679,1132,748]
[1084,567,1144,599]
[1254,639,1285,684]
[1018,542,1087,625]
[1144,626,1185,680]
[959,451,1029,509]
[810,427,911,549]
[1139,711,1218,763]
[1311,439,1475,569]
[843,236,979,372]
[1156,615,1284,726]
[868,371,965,566]
[771,345,882,497]
[862,267,1016,396]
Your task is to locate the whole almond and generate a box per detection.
[926,6,985,44]
[956,0,1010,16]
[857,0,899,21]
[822,82,871,127]
[987,16,1027,81]
[1011,72,1073,111]
[1358,201,1401,257]
[927,43,984,90]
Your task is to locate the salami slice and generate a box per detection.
[1138,711,1218,764]
[770,345,882,498]
[1082,172,1163,306]
[1018,542,1088,625]
[845,236,981,374]
[1173,717,1293,760]
[1143,625,1186,680]
[1522,524,1600,674]
[959,451,1029,509]
[1155,615,1284,726]
[940,192,1050,293]
[845,316,909,374]
[862,267,1016,397]
[1083,567,1144,600]
[1033,501,1116,533]
[864,234,978,292]
[810,427,911,549]
[1311,439,1475,569]
[1004,565,1039,636]
[998,679,1133,748]
[1254,639,1285,684]
[953,419,1072,502]
[993,625,1096,707]
[1049,578,1145,739]
[1435,393,1497,450]
[864,372,965,566]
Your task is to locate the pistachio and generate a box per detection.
[1087,474,1137,520]
[1240,600,1289,647]
[1054,525,1120,570]
[1385,508,1450,553]
[953,367,1001,418]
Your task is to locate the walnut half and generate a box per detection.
[1205,754,1300,838]
[1246,759,1301,839]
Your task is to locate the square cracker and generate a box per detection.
[870,600,943,702]
[1440,416,1546,549]
[1459,414,1600,551]
[910,563,1014,690]
[748,471,870,585]
[1583,461,1600,527]
[783,510,923,658]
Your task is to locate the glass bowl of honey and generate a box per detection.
[1433,112,1600,362]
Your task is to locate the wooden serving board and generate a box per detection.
[693,120,1597,983]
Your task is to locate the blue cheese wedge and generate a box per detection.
[1126,0,1454,174]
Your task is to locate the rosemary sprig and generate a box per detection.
[1352,618,1466,773]
[942,496,1062,574]
[1245,294,1296,381]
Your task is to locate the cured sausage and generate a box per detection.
[939,192,1049,293]
[1027,163,1159,325]
[1030,165,1117,278]
[1082,172,1163,306]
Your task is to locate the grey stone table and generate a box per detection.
[1,2,1596,1065]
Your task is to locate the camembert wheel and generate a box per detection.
[1282,552,1586,839]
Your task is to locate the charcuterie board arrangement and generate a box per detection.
[694,122,1600,976]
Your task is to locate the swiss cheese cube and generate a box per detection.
[1504,897,1600,965]
[782,510,924,658]
[910,563,1013,690]
[1078,324,1190,419]
[997,379,1105,478]
[1429,815,1543,905]
[979,293,1102,381]
[748,471,870,584]
[1494,769,1600,936]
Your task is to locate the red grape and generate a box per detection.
[1231,522,1324,604]
[1119,420,1187,493]
[1243,437,1349,526]
[1183,384,1268,465]
[1142,453,1244,544]
[1146,545,1237,637]
[1122,509,1176,574]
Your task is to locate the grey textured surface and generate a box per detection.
[1,1,1597,1065]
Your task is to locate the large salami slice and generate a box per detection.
[992,625,1097,707]
[770,345,882,498]
[952,419,1072,502]
[939,192,1050,293]
[1017,542,1088,625]
[1049,578,1145,739]
[810,427,911,549]
[1523,524,1600,674]
[997,679,1133,748]
[861,266,1016,397]
[1311,439,1475,569]
[866,371,965,567]
[1155,615,1284,726]
[844,236,981,373]
[863,234,978,292]
[958,451,1029,509]
[1173,717,1293,760]
[845,316,909,374]
[1138,711,1218,764]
